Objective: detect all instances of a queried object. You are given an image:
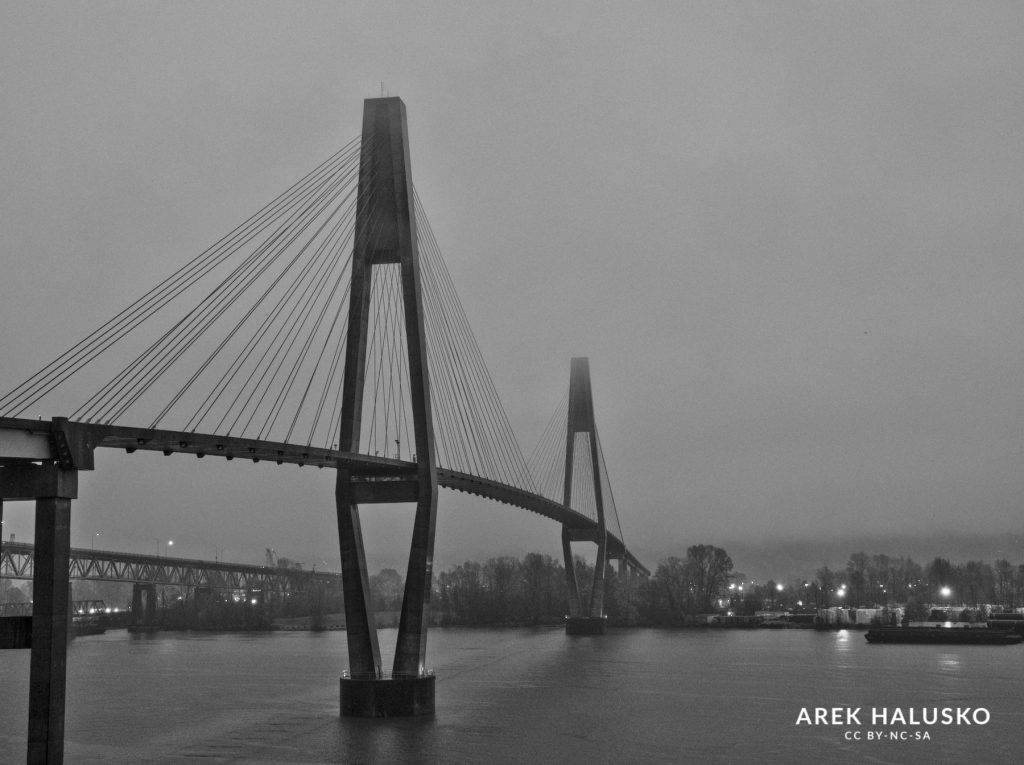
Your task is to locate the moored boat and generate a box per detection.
[865,626,1023,645]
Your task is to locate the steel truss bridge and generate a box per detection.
[0,540,341,595]
[0,96,650,761]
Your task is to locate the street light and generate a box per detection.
[939,586,953,619]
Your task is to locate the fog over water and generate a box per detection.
[2,3,1024,573]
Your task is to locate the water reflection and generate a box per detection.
[936,652,962,672]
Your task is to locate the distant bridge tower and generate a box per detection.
[335,96,438,715]
[561,357,609,634]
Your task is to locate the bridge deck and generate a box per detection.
[1,417,648,575]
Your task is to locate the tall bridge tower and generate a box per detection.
[335,97,438,715]
[561,357,609,634]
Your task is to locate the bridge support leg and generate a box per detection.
[561,527,582,618]
[131,584,143,624]
[144,585,157,626]
[563,531,608,635]
[589,530,607,619]
[130,583,158,629]
[393,485,438,678]
[24,467,76,765]
[336,478,381,678]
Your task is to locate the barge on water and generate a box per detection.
[865,626,1023,645]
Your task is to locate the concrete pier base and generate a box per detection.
[565,616,607,635]
[340,674,435,717]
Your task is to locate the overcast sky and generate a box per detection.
[2,2,1023,575]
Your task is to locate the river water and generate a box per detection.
[2,627,1023,764]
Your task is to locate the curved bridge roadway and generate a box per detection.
[0,416,648,575]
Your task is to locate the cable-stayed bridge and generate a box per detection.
[0,97,647,760]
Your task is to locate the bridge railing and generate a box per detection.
[341,669,435,681]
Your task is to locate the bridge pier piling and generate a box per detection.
[0,462,78,765]
[130,583,158,629]
[28,492,73,765]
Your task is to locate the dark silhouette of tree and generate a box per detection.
[846,552,869,607]
[686,544,733,613]
[652,557,688,625]
[521,553,561,624]
[994,559,1014,607]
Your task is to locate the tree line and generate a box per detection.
[419,546,1024,627]
[8,544,1020,629]
[417,544,735,628]
[805,553,1024,613]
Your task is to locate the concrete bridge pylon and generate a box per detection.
[561,357,610,635]
[335,96,438,716]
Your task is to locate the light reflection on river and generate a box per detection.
[2,627,1023,763]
